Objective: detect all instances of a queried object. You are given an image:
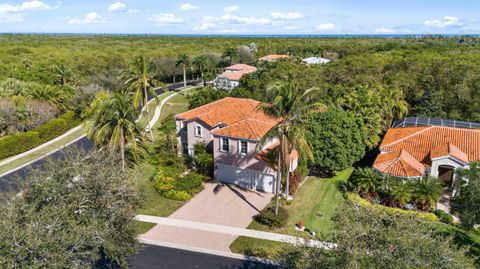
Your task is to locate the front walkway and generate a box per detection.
[139,183,273,252]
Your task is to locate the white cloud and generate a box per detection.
[150,13,184,25]
[180,3,198,11]
[223,5,239,13]
[127,9,139,14]
[283,25,298,30]
[317,23,336,30]
[217,29,246,33]
[424,16,463,28]
[68,12,105,24]
[220,14,270,25]
[108,2,126,12]
[193,22,216,31]
[271,12,303,20]
[375,27,395,33]
[0,0,52,22]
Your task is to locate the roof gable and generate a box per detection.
[175,97,279,140]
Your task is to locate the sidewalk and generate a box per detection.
[136,214,336,249]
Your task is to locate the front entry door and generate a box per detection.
[438,166,454,188]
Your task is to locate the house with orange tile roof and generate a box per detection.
[175,97,298,193]
[213,64,257,91]
[373,124,480,188]
[258,54,289,62]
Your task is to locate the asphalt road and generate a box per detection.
[128,244,279,269]
[0,82,193,188]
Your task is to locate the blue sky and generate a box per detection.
[0,0,479,34]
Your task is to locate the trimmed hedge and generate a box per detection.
[255,206,289,228]
[0,112,80,160]
[348,193,438,222]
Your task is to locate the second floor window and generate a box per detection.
[195,125,202,137]
[221,138,229,152]
[239,140,248,155]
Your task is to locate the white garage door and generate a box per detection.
[216,164,275,193]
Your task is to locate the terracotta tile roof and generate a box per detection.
[258,54,289,61]
[175,97,279,140]
[374,149,425,178]
[256,141,299,169]
[224,64,257,72]
[431,143,469,163]
[221,64,257,81]
[374,126,480,177]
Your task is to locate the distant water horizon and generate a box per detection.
[1,32,479,38]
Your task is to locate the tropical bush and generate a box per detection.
[434,209,455,225]
[451,163,480,230]
[0,111,80,160]
[412,177,444,211]
[153,171,206,202]
[255,206,289,228]
[348,193,438,222]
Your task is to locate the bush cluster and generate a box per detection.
[433,209,455,225]
[255,206,289,228]
[153,170,206,202]
[0,111,80,160]
[348,193,438,222]
[288,172,303,196]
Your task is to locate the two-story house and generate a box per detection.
[174,97,298,193]
[213,64,257,91]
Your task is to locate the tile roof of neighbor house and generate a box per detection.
[175,97,279,140]
[258,54,289,61]
[256,141,299,167]
[221,64,257,81]
[373,126,480,177]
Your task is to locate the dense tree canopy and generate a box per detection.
[0,150,141,268]
[278,203,476,268]
[305,108,366,172]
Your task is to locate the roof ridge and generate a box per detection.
[381,151,402,174]
[381,126,434,148]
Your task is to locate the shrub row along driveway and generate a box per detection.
[139,183,272,252]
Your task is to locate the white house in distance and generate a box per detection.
[302,57,331,65]
[175,97,298,193]
[213,64,257,91]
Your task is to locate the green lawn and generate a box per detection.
[230,168,353,257]
[137,91,176,128]
[132,88,197,234]
[135,221,157,235]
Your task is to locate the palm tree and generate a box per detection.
[124,56,159,142]
[392,182,413,207]
[56,64,72,85]
[380,85,409,127]
[175,54,190,88]
[24,85,69,110]
[350,167,381,198]
[413,177,443,211]
[193,55,209,86]
[222,46,238,66]
[83,90,141,172]
[256,74,323,214]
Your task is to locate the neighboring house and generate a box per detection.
[373,118,480,189]
[302,57,331,65]
[214,64,257,91]
[258,54,289,62]
[175,97,298,193]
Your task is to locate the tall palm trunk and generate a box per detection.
[144,86,155,142]
[182,65,187,88]
[201,70,205,87]
[120,128,125,173]
[275,155,282,215]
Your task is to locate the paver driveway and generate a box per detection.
[140,183,273,252]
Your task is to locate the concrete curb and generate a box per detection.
[138,238,277,266]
